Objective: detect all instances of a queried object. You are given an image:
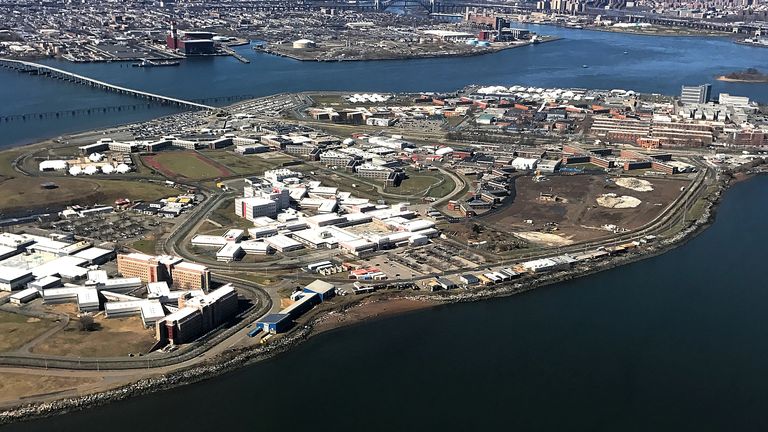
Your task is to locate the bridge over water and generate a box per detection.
[0,58,215,111]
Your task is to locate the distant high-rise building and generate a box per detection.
[680,84,712,105]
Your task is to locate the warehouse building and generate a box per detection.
[280,292,320,319]
[28,275,61,291]
[9,287,39,305]
[73,247,115,265]
[240,241,272,255]
[42,287,100,312]
[303,279,336,301]
[265,234,303,253]
[216,243,244,262]
[0,266,35,291]
[105,300,166,327]
[519,255,577,273]
[255,313,291,334]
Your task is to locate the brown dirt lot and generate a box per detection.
[0,373,103,406]
[0,311,57,353]
[482,174,690,243]
[32,315,157,358]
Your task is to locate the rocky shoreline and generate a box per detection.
[0,172,728,426]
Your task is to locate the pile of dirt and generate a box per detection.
[615,177,654,192]
[514,231,574,247]
[597,193,642,209]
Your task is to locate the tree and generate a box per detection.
[79,313,96,332]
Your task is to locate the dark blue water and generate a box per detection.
[3,175,768,431]
[1,24,767,148]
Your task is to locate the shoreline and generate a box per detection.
[0,166,732,426]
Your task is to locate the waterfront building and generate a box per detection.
[680,84,712,105]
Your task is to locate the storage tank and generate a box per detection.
[68,166,81,176]
[292,39,316,49]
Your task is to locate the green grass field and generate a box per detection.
[384,169,455,198]
[130,239,157,254]
[0,149,23,178]
[200,150,294,175]
[143,152,231,180]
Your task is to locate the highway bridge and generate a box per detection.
[0,58,215,111]
[0,94,260,123]
[592,9,768,34]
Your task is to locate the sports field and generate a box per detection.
[142,151,233,180]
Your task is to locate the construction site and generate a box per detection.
[476,173,693,246]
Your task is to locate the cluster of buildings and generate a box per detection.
[465,84,766,148]
[112,253,236,346]
[308,103,449,126]
[128,193,200,219]
[0,232,116,296]
[193,169,440,261]
[40,134,268,177]
[427,243,642,290]
[0,227,240,347]
[78,135,258,155]
[560,144,695,174]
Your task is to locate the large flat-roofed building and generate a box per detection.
[0,266,35,291]
[303,279,335,301]
[73,247,115,265]
[256,313,291,334]
[265,234,303,253]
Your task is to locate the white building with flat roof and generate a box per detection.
[265,234,303,253]
[0,266,34,291]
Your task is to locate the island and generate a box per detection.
[717,68,768,83]
[0,67,765,425]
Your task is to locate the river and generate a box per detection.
[1,24,767,148]
[3,174,768,431]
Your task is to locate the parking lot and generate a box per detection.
[48,211,172,244]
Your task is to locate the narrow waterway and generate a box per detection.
[3,175,768,431]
